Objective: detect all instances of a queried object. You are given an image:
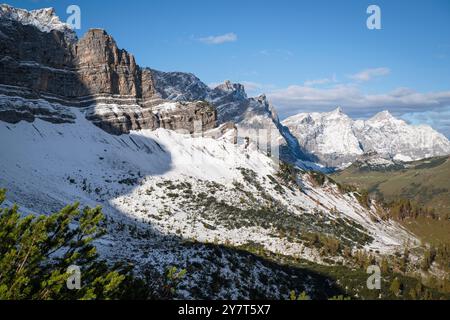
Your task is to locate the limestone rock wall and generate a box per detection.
[0,15,216,135]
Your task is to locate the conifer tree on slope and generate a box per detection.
[0,189,149,300]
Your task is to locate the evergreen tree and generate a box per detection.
[0,189,151,300]
[380,258,390,274]
[421,247,436,271]
[289,290,310,300]
[389,277,402,297]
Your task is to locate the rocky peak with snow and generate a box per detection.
[150,69,211,102]
[148,71,305,163]
[370,110,394,121]
[0,4,76,42]
[283,108,450,168]
[212,80,247,100]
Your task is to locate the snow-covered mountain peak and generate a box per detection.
[0,4,76,41]
[372,110,393,119]
[367,110,401,124]
[330,106,344,115]
[213,80,247,99]
[325,107,352,121]
[283,108,450,168]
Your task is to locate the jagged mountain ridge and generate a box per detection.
[283,108,450,168]
[151,71,316,166]
[0,4,76,41]
[1,4,449,172]
[0,4,299,163]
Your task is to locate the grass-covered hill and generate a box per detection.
[331,156,450,218]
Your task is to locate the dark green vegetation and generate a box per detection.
[167,167,373,249]
[0,189,183,300]
[234,241,450,300]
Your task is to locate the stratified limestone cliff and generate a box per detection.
[0,5,216,134]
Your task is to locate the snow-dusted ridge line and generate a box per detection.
[0,4,76,40]
[0,84,163,107]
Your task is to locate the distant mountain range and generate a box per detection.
[283,108,450,168]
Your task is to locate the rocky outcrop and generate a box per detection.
[0,94,76,124]
[0,5,76,42]
[150,69,210,102]
[0,5,216,135]
[0,17,78,99]
[85,100,216,135]
[74,29,155,100]
[150,71,313,164]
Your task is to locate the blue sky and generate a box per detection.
[6,0,450,136]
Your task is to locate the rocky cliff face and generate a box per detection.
[0,5,216,135]
[74,29,155,100]
[0,16,78,98]
[85,100,216,135]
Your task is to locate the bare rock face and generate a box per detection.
[0,95,76,124]
[74,29,155,100]
[0,19,79,99]
[85,100,216,135]
[0,6,216,135]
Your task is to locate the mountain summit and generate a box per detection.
[0,4,76,41]
[283,108,450,168]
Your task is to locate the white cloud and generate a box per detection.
[198,33,237,45]
[240,81,275,93]
[267,84,450,120]
[402,106,450,137]
[348,67,391,82]
[304,74,337,87]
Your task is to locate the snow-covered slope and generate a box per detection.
[0,98,417,298]
[283,108,450,168]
